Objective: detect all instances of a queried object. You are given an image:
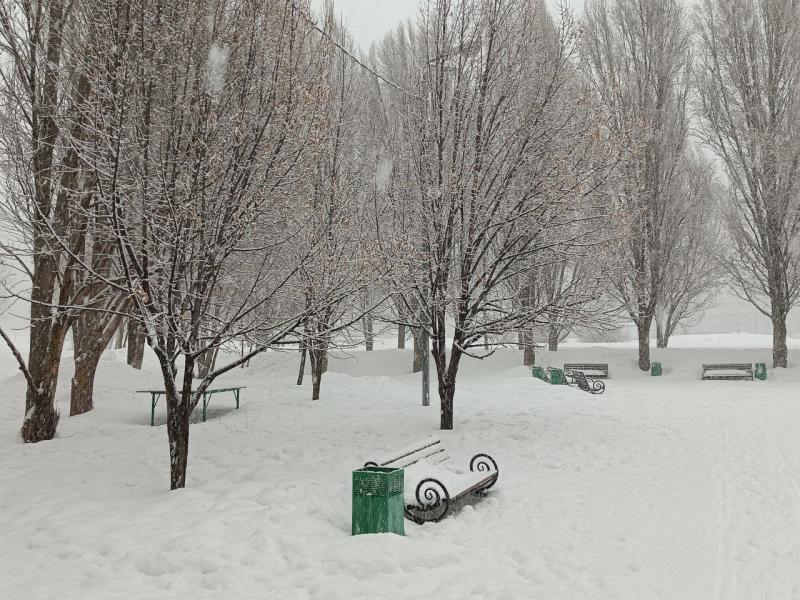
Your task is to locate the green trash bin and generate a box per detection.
[549,368,566,385]
[531,366,547,381]
[352,466,404,536]
[651,362,662,376]
[755,363,767,381]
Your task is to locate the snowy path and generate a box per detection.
[2,344,800,599]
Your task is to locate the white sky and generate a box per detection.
[311,0,585,50]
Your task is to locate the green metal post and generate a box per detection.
[422,331,430,407]
[151,393,157,426]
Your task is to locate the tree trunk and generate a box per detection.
[196,347,219,378]
[312,370,321,401]
[439,382,454,430]
[772,312,788,368]
[521,330,535,366]
[164,356,195,490]
[412,329,426,373]
[397,324,406,349]
[114,319,126,349]
[656,317,669,348]
[127,319,145,369]
[70,311,123,416]
[548,323,559,351]
[70,348,102,416]
[421,329,430,407]
[434,335,461,431]
[21,315,67,443]
[308,345,327,400]
[166,392,191,490]
[18,0,71,444]
[637,317,652,371]
[297,344,307,385]
[363,314,374,351]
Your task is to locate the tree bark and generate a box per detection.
[114,320,126,349]
[435,345,462,431]
[412,328,426,373]
[163,356,195,490]
[127,319,145,369]
[69,312,120,416]
[655,316,669,348]
[397,324,406,349]
[772,311,788,368]
[637,316,652,371]
[196,347,219,378]
[70,348,102,416]
[21,318,67,442]
[363,314,374,351]
[521,330,535,366]
[548,323,559,351]
[439,382,455,430]
[309,346,326,400]
[166,392,191,490]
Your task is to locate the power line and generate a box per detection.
[290,0,419,99]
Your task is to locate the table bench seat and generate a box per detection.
[136,386,246,426]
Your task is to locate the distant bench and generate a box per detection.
[701,364,753,381]
[564,363,609,379]
[136,386,246,426]
[365,437,498,524]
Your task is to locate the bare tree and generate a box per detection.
[75,0,327,489]
[380,0,611,429]
[654,155,723,347]
[695,0,800,367]
[0,0,124,439]
[292,8,389,400]
[583,0,693,371]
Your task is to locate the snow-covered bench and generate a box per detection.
[701,363,753,381]
[564,363,609,379]
[567,370,605,394]
[365,437,498,524]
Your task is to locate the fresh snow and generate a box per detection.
[2,334,800,599]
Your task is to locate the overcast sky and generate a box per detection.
[311,0,585,50]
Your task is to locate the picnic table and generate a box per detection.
[136,386,246,426]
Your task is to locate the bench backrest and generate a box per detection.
[564,363,609,378]
[371,437,450,469]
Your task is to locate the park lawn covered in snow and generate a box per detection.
[3,334,800,599]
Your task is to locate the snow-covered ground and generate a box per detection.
[2,334,800,599]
